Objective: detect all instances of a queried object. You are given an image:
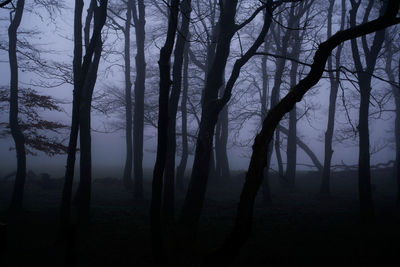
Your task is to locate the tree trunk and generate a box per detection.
[320,0,345,197]
[163,0,192,222]
[350,0,386,222]
[122,0,133,191]
[215,104,230,182]
[132,0,146,201]
[176,40,190,194]
[8,0,26,217]
[60,0,84,230]
[277,125,323,172]
[150,0,180,264]
[74,0,108,226]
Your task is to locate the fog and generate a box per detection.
[0,0,400,266]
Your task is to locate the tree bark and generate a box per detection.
[132,0,146,200]
[8,0,26,217]
[60,0,84,230]
[176,40,190,194]
[150,0,180,264]
[350,0,386,222]
[163,0,192,222]
[122,0,133,191]
[320,0,345,197]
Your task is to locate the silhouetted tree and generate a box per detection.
[320,0,346,197]
[7,0,26,216]
[350,0,386,222]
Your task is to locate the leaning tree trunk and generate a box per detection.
[122,0,133,191]
[163,0,192,222]
[8,0,26,217]
[206,2,400,263]
[132,0,146,201]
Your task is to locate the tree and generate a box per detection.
[180,0,277,239]
[150,0,180,264]
[320,0,346,197]
[384,30,400,206]
[163,0,192,220]
[60,0,108,229]
[208,1,400,264]
[350,0,386,222]
[132,0,146,200]
[7,0,26,216]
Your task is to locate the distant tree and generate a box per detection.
[384,30,400,206]
[320,0,346,197]
[350,0,386,222]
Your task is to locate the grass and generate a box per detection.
[0,168,399,266]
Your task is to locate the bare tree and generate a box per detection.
[207,2,400,264]
[350,0,386,222]
[319,0,346,197]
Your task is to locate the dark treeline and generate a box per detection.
[1,0,400,266]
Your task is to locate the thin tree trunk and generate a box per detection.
[176,40,190,194]
[122,0,133,191]
[60,0,84,230]
[8,0,26,217]
[320,0,345,196]
[150,0,180,264]
[277,125,323,172]
[163,0,192,222]
[132,0,146,200]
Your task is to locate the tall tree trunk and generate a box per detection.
[385,41,400,206]
[261,33,272,203]
[8,0,26,217]
[150,0,180,264]
[60,0,84,230]
[132,0,146,200]
[396,58,400,207]
[176,41,190,194]
[163,0,192,222]
[122,0,133,191]
[207,2,400,262]
[350,0,386,222]
[180,0,274,238]
[74,0,108,226]
[285,14,303,188]
[320,0,345,196]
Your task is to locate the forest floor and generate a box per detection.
[0,168,400,266]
